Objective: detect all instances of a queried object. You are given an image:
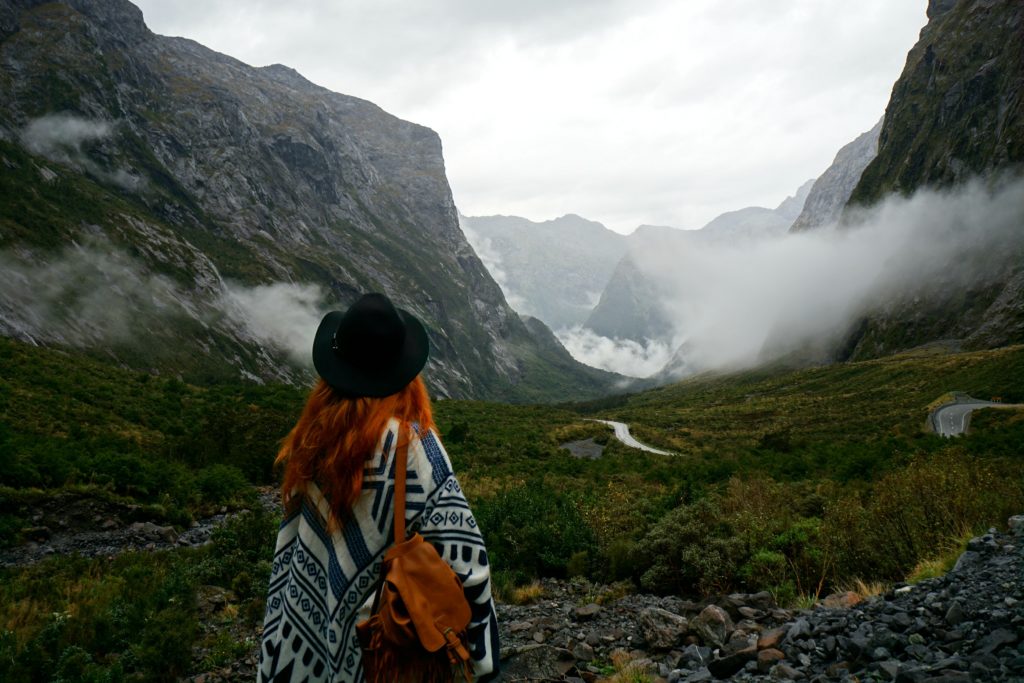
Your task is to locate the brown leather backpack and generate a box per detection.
[356,439,474,683]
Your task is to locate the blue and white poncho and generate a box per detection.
[259,420,500,682]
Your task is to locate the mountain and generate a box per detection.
[847,0,1023,207]
[585,180,814,345]
[789,119,882,232]
[0,0,619,401]
[459,213,627,330]
[839,0,1024,360]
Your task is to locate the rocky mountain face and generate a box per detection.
[789,120,882,233]
[460,213,627,330]
[848,0,1023,207]
[0,0,618,400]
[838,0,1024,360]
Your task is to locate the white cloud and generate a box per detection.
[219,282,325,364]
[631,177,1024,376]
[555,325,673,378]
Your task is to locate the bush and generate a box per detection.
[474,478,597,578]
[195,464,250,506]
[825,451,1024,581]
[633,497,744,595]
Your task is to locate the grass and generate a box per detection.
[606,651,654,683]
[906,529,975,584]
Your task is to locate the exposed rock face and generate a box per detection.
[789,120,882,233]
[0,0,617,400]
[839,0,1024,360]
[461,213,627,330]
[584,250,676,344]
[849,0,1023,206]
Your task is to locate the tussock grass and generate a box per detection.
[606,651,654,683]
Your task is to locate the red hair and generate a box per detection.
[276,376,435,527]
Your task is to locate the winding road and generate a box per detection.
[931,397,1023,437]
[587,419,675,455]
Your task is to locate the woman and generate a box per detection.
[259,293,499,682]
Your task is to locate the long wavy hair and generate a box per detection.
[275,376,435,527]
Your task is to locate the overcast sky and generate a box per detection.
[134,0,926,234]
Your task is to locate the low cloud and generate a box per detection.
[219,282,325,364]
[555,325,673,378]
[20,113,143,191]
[628,176,1024,376]
[0,245,186,345]
[0,240,325,370]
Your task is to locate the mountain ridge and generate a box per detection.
[0,0,620,401]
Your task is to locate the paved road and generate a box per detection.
[932,399,1022,437]
[587,419,674,455]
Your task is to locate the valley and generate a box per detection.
[0,0,1022,680]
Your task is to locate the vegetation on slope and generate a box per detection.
[0,337,1022,680]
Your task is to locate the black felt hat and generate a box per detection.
[312,293,429,398]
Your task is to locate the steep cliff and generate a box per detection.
[840,0,1024,359]
[789,120,882,232]
[0,0,618,400]
[848,0,1023,205]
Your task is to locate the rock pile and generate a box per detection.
[497,518,1024,682]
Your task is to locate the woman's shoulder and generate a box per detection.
[398,422,455,487]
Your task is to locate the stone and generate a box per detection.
[682,669,712,683]
[974,627,1018,656]
[821,591,863,609]
[757,648,785,672]
[677,644,712,668]
[573,603,602,621]
[572,642,594,662]
[509,620,533,633]
[500,645,577,680]
[944,601,965,626]
[769,662,806,679]
[758,626,788,650]
[637,607,689,650]
[877,660,900,680]
[786,617,812,642]
[691,605,733,650]
[707,644,757,679]
[1008,514,1024,536]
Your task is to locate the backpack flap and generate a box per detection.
[383,533,472,652]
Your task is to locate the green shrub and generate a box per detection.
[195,464,250,506]
[474,478,597,578]
[633,497,744,595]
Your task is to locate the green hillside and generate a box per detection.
[1,338,1022,680]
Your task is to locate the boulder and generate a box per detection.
[637,607,689,650]
[691,605,733,649]
[500,645,577,680]
[821,591,863,609]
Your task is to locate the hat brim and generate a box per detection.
[311,307,429,398]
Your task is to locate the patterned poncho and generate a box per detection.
[259,420,500,682]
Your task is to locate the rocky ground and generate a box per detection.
[6,494,1021,682]
[0,488,280,567]
[497,517,1024,682]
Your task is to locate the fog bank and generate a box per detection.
[568,177,1024,378]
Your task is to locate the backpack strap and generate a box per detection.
[393,431,408,545]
